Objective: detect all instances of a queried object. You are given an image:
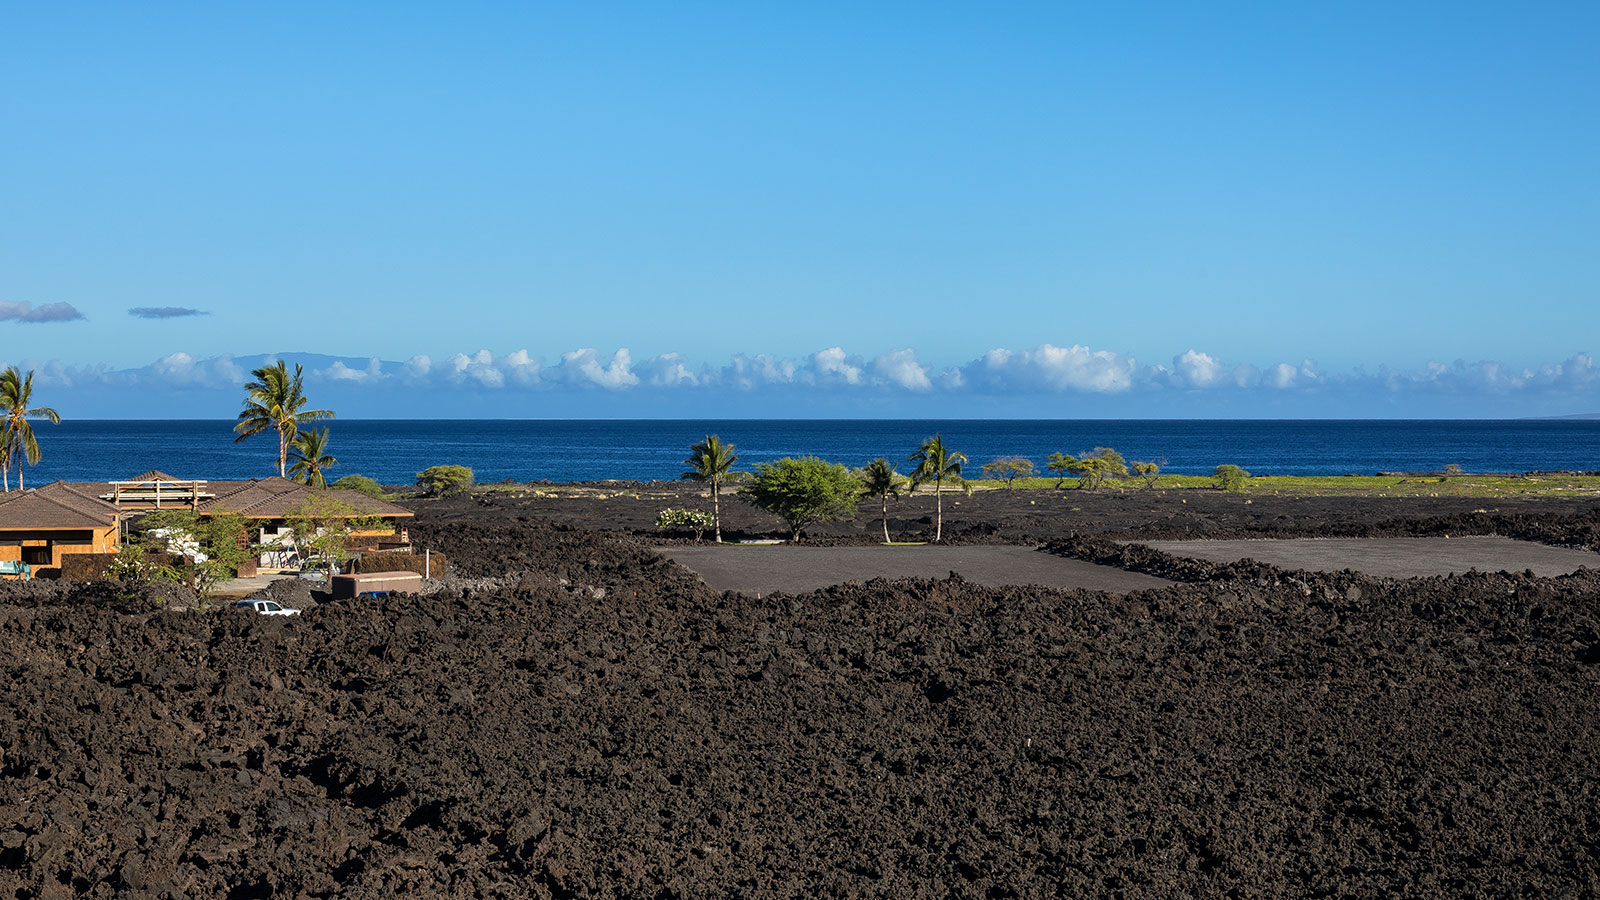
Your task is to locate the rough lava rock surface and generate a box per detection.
[2,509,1599,897]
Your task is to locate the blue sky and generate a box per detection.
[3,2,1597,417]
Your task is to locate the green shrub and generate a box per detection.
[1213,464,1250,492]
[656,508,716,541]
[331,474,384,497]
[417,465,475,497]
[105,541,185,586]
[740,456,865,540]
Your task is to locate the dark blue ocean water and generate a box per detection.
[14,420,1598,486]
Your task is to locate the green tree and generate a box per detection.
[860,457,907,543]
[1045,452,1076,489]
[331,474,384,497]
[682,435,739,543]
[288,427,337,487]
[1213,464,1250,492]
[143,510,257,598]
[234,360,335,478]
[741,456,864,540]
[1131,461,1160,488]
[1088,446,1128,472]
[1053,447,1129,491]
[907,434,968,542]
[417,465,475,497]
[285,494,356,576]
[980,456,1035,488]
[0,366,62,492]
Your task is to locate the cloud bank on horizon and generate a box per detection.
[4,344,1596,419]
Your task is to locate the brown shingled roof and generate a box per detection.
[122,470,186,483]
[198,479,412,519]
[0,482,122,530]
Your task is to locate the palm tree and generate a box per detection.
[682,435,738,543]
[907,434,967,542]
[288,427,337,487]
[0,367,62,492]
[861,457,905,544]
[234,361,335,478]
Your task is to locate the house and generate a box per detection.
[1,471,414,578]
[0,482,123,578]
[194,477,414,570]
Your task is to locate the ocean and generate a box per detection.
[15,419,1599,486]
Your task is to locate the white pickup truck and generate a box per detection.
[235,599,301,617]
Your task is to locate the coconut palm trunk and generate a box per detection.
[278,426,292,479]
[881,492,891,543]
[934,472,943,542]
[712,474,722,543]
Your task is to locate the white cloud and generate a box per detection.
[1376,353,1600,395]
[1262,360,1320,390]
[403,354,432,382]
[447,350,504,388]
[146,352,244,389]
[963,344,1139,393]
[1266,362,1300,389]
[500,349,542,386]
[636,352,698,387]
[322,358,384,384]
[870,348,932,391]
[810,347,863,385]
[721,354,799,390]
[557,348,639,389]
[1173,350,1224,388]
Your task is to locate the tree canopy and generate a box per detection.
[1048,447,1129,490]
[288,427,337,488]
[980,456,1035,488]
[417,465,475,497]
[740,456,864,540]
[1131,461,1161,488]
[859,457,907,543]
[0,366,60,492]
[331,474,385,497]
[234,361,334,478]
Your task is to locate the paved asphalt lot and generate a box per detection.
[657,545,1175,595]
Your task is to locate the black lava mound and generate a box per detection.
[3,520,1599,898]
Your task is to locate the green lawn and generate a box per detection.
[965,473,1600,498]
